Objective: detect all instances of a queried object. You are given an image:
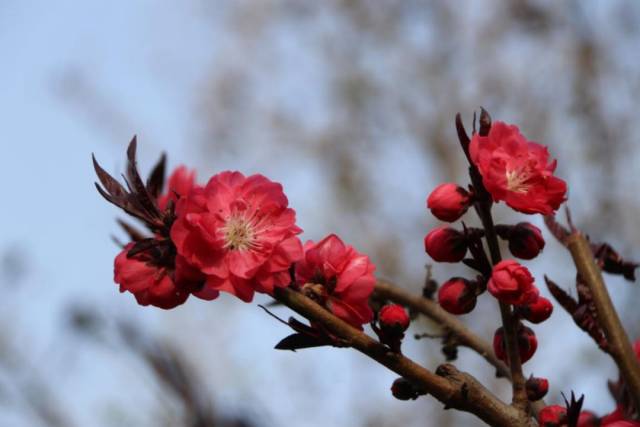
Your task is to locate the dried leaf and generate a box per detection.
[146,152,166,199]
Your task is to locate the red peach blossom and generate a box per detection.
[171,171,303,302]
[157,166,197,211]
[521,296,553,324]
[379,304,410,332]
[295,234,376,328]
[426,183,471,222]
[538,405,567,426]
[525,376,548,401]
[494,325,537,364]
[114,243,199,309]
[438,278,477,315]
[469,121,567,215]
[488,259,539,305]
[508,222,546,260]
[424,226,468,263]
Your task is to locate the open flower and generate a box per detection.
[488,259,539,305]
[295,234,376,329]
[171,171,303,302]
[469,121,567,215]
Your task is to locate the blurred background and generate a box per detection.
[1,1,640,426]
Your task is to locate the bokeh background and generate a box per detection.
[2,1,640,426]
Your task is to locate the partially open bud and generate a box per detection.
[526,376,549,401]
[427,183,472,222]
[520,296,553,324]
[379,304,410,332]
[506,222,545,260]
[493,325,538,364]
[488,259,539,305]
[390,377,426,401]
[438,278,477,315]
[538,405,567,426]
[424,226,467,263]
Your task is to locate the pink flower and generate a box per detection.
[470,121,567,215]
[427,183,472,222]
[295,234,376,328]
[488,259,539,305]
[157,166,197,211]
[114,243,202,309]
[494,325,537,364]
[170,171,303,302]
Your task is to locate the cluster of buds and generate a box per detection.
[423,113,566,402]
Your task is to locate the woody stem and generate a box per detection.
[475,199,529,411]
[566,233,640,413]
[273,286,534,427]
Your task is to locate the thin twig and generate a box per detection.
[374,280,511,379]
[273,286,534,427]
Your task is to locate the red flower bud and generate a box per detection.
[508,222,545,260]
[438,278,477,314]
[577,411,599,427]
[538,405,567,426]
[521,296,553,324]
[493,325,538,364]
[526,376,549,401]
[427,183,471,222]
[424,226,467,263]
[488,259,539,305]
[379,304,410,332]
[390,377,425,400]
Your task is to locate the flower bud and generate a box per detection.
[577,411,599,427]
[488,259,539,305]
[521,296,553,324]
[438,278,477,315]
[379,304,410,332]
[427,183,471,222]
[508,222,545,260]
[538,405,567,426]
[390,377,426,401]
[493,325,538,364]
[525,376,549,401]
[424,226,467,263]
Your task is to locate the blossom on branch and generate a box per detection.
[488,259,539,305]
[295,234,376,328]
[171,171,303,302]
[469,121,567,215]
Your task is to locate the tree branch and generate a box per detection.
[374,280,511,379]
[273,286,535,427]
[566,233,640,412]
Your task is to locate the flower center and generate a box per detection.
[220,217,256,251]
[505,169,531,194]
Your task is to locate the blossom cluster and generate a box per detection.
[425,118,567,401]
[95,141,379,332]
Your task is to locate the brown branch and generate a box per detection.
[374,280,511,379]
[273,286,535,427]
[566,233,640,412]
